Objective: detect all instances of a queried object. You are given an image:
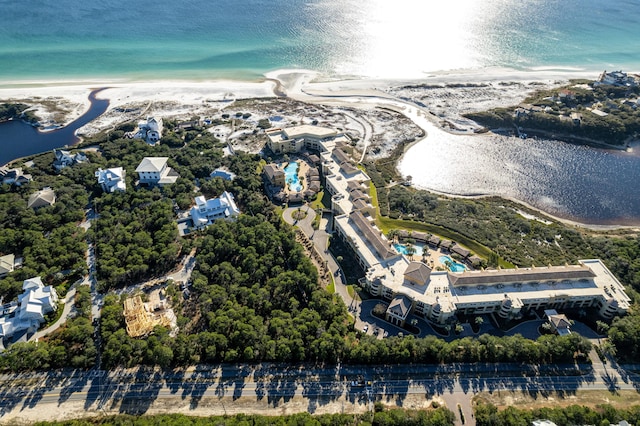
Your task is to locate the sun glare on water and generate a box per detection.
[322,0,493,78]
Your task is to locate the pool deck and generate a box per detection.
[282,158,311,195]
[397,243,470,272]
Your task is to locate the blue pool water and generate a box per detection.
[393,242,425,257]
[439,255,466,272]
[283,162,303,192]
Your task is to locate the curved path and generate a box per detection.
[282,205,353,310]
[30,285,77,342]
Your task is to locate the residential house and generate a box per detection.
[0,166,32,186]
[135,157,179,186]
[96,167,126,193]
[136,117,163,144]
[0,277,59,340]
[27,187,56,209]
[597,70,638,87]
[0,254,15,277]
[189,191,240,230]
[52,149,88,171]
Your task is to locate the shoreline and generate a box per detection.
[2,67,640,229]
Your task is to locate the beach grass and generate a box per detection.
[368,181,514,268]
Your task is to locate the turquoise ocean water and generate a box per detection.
[3,0,640,224]
[0,0,639,82]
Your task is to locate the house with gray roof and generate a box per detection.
[0,166,32,186]
[136,157,179,186]
[53,149,88,171]
[27,187,56,209]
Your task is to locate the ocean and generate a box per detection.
[0,0,639,82]
[2,0,640,225]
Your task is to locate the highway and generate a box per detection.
[1,362,639,422]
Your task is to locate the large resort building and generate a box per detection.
[269,124,632,328]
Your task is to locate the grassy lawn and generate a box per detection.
[310,189,328,210]
[346,285,361,301]
[327,275,335,294]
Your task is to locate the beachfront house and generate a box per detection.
[189,191,240,231]
[597,70,638,87]
[52,149,88,171]
[135,157,179,186]
[0,277,59,340]
[27,187,56,209]
[135,117,163,144]
[95,167,126,193]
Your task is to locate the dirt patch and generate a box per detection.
[473,389,640,411]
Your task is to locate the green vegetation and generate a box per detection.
[0,286,96,371]
[475,402,640,426]
[0,167,89,301]
[3,99,640,373]
[0,102,38,123]
[33,407,456,426]
[94,193,179,291]
[465,80,640,146]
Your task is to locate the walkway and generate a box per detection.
[29,285,77,342]
[282,205,354,309]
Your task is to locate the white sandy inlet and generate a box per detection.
[0,67,597,134]
[0,79,278,134]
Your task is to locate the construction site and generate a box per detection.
[123,289,177,338]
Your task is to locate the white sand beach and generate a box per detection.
[3,67,638,229]
[0,67,595,131]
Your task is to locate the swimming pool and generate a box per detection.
[439,255,466,272]
[282,162,303,192]
[393,242,425,256]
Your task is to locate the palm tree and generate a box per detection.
[406,243,416,260]
[475,316,484,326]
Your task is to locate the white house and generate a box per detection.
[96,167,126,193]
[190,191,240,230]
[53,149,88,171]
[0,277,59,340]
[135,157,179,186]
[597,70,638,87]
[136,117,163,144]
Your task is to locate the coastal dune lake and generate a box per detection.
[400,131,640,226]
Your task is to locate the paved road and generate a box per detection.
[282,206,356,314]
[1,362,639,423]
